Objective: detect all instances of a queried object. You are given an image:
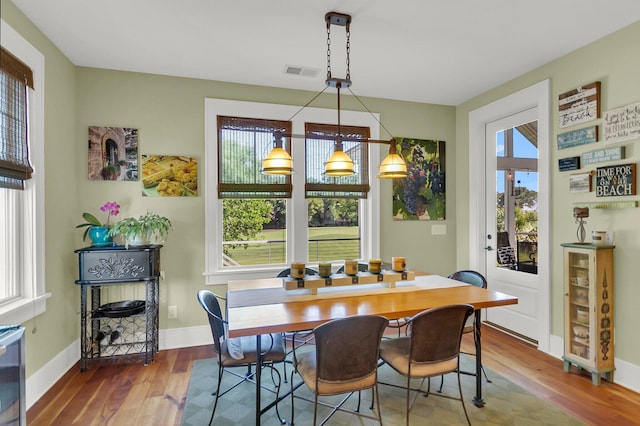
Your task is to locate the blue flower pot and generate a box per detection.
[88,226,113,247]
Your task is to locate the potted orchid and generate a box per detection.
[76,201,120,246]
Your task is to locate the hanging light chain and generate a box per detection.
[326,21,332,80]
[345,22,351,81]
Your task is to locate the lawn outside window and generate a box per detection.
[204,99,381,283]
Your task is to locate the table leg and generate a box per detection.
[472,309,486,407]
[255,334,262,426]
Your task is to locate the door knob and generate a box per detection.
[484,246,494,251]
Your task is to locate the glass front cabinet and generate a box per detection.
[561,243,614,385]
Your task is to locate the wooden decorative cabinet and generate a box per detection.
[75,245,161,371]
[561,243,614,385]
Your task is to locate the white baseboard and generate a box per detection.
[26,339,79,409]
[26,328,639,411]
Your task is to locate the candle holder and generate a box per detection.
[573,207,589,243]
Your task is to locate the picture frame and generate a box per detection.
[558,82,601,129]
[569,172,593,193]
[392,138,446,220]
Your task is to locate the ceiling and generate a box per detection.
[10,0,640,106]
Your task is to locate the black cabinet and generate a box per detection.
[75,245,161,371]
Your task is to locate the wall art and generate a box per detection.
[88,126,138,181]
[392,138,445,220]
[595,163,636,197]
[602,101,640,145]
[559,156,580,172]
[557,126,598,149]
[569,172,592,193]
[141,155,198,196]
[582,146,625,165]
[558,82,601,129]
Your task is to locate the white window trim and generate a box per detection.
[0,20,49,324]
[204,98,380,284]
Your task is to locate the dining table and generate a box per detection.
[226,272,518,425]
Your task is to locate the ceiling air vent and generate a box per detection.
[284,65,320,78]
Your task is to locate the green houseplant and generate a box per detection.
[109,210,172,247]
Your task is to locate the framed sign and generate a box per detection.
[558,82,601,129]
[583,146,625,165]
[603,101,640,144]
[569,172,592,193]
[559,156,580,172]
[595,163,637,197]
[557,126,598,149]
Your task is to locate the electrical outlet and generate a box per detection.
[168,305,178,319]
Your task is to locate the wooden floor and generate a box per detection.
[27,325,640,425]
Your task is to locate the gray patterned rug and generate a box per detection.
[181,355,583,425]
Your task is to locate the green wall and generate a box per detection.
[3,0,456,376]
[4,0,638,384]
[455,21,640,364]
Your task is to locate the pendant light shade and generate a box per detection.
[262,146,293,175]
[324,146,355,176]
[377,140,407,179]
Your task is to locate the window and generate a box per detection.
[204,99,381,282]
[0,21,48,324]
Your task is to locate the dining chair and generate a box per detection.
[289,315,389,425]
[197,290,287,425]
[438,270,491,392]
[379,304,474,426]
[276,267,319,278]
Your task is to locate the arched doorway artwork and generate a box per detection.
[102,138,120,180]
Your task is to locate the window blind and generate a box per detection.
[305,122,370,199]
[0,47,34,190]
[217,115,292,198]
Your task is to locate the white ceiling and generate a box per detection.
[10,0,640,106]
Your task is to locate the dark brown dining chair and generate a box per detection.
[289,315,389,425]
[438,270,491,392]
[197,290,287,425]
[379,304,474,426]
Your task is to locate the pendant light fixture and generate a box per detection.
[262,133,293,175]
[262,11,407,179]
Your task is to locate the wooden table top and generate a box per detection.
[226,274,518,338]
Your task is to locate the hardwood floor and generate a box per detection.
[27,326,640,425]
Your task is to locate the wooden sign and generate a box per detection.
[557,126,598,149]
[558,82,601,128]
[569,172,592,193]
[595,163,637,197]
[603,101,640,144]
[583,146,625,165]
[559,156,580,171]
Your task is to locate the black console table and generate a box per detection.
[75,245,161,371]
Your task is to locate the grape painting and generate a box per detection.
[392,138,445,220]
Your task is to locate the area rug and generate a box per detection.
[181,355,583,425]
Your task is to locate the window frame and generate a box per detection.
[0,20,48,324]
[204,98,381,284]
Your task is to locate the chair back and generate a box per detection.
[276,267,319,277]
[313,315,388,382]
[197,290,225,355]
[448,270,487,289]
[409,304,474,364]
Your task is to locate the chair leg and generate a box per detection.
[209,365,224,426]
[290,369,296,425]
[456,370,471,426]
